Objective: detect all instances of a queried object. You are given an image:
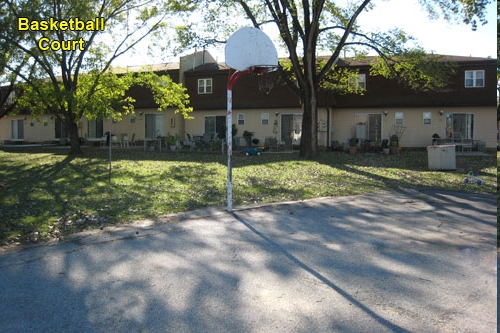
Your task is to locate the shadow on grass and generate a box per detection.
[0,153,114,243]
[0,147,496,245]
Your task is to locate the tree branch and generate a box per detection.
[317,0,372,81]
[238,0,260,27]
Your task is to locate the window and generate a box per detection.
[423,112,432,125]
[465,70,484,88]
[446,113,474,140]
[145,114,164,138]
[204,116,226,140]
[356,74,366,89]
[198,78,213,94]
[261,113,269,125]
[55,118,68,139]
[205,116,216,138]
[237,113,245,126]
[11,119,24,140]
[88,119,104,138]
[349,73,366,90]
[395,112,404,125]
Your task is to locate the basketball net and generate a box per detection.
[257,70,278,95]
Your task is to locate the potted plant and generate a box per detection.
[381,139,389,155]
[389,135,399,154]
[349,137,358,154]
[210,137,222,151]
[166,135,176,151]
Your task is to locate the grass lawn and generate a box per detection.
[497,151,500,247]
[0,147,497,245]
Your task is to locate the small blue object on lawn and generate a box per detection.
[463,168,484,185]
[244,147,262,156]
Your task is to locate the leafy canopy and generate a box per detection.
[0,0,196,152]
[171,0,491,93]
[171,0,491,159]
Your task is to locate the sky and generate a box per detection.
[356,0,497,58]
[114,0,497,67]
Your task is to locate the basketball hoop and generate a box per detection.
[251,65,278,74]
[256,68,279,94]
[225,27,279,212]
[225,27,278,71]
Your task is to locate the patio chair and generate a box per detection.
[183,133,194,150]
[122,135,130,148]
[129,133,136,146]
[452,132,473,152]
[460,139,474,152]
[111,135,121,148]
[265,137,278,152]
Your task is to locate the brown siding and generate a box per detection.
[184,66,300,110]
[184,69,227,110]
[127,69,180,109]
[329,60,496,108]
[133,57,497,120]
[184,58,496,112]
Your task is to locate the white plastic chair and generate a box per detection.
[111,135,121,148]
[122,135,129,148]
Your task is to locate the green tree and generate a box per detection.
[15,69,193,131]
[0,0,195,154]
[0,41,24,119]
[0,79,19,120]
[497,0,500,123]
[177,0,491,158]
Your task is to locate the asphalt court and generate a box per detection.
[0,189,496,332]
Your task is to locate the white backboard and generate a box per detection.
[225,27,278,71]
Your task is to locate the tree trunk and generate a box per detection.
[299,34,319,159]
[299,87,319,159]
[68,121,83,154]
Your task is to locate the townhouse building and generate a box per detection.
[0,51,497,150]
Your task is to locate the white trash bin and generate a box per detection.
[427,145,456,170]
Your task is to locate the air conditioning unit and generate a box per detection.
[427,145,456,170]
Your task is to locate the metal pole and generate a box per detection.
[227,88,233,212]
[227,69,252,212]
[108,107,112,182]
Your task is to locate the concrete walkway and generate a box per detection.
[0,189,496,332]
